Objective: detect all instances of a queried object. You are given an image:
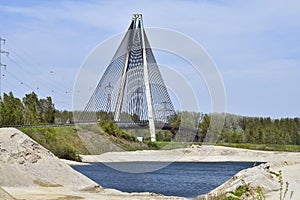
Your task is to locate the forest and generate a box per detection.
[0,91,299,146]
[197,113,300,145]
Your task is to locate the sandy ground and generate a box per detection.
[199,161,300,200]
[80,144,300,163]
[268,162,300,199]
[0,186,15,200]
[1,128,300,199]
[3,186,185,200]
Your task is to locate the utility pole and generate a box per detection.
[0,37,9,97]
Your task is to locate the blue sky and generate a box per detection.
[0,0,299,118]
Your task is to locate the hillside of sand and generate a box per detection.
[0,128,185,200]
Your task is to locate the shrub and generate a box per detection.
[55,146,82,162]
[99,120,136,142]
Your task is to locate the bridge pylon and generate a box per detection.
[81,14,176,142]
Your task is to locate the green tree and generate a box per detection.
[0,92,24,126]
[197,114,210,142]
[23,92,40,124]
[39,96,55,123]
[168,113,181,131]
[55,110,73,124]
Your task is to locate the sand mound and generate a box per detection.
[201,161,300,200]
[0,187,15,200]
[0,128,97,189]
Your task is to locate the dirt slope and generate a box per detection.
[0,128,97,189]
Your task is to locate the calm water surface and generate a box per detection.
[72,162,259,198]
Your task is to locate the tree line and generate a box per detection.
[1,92,299,145]
[0,92,73,126]
[197,113,300,145]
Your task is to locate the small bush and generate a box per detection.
[228,180,255,199]
[55,146,82,162]
[145,141,159,149]
[156,131,173,142]
[99,120,136,142]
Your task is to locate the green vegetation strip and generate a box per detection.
[217,143,300,152]
[20,126,88,161]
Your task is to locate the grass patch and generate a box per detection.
[20,126,89,161]
[153,141,202,149]
[99,120,136,142]
[196,193,227,200]
[217,143,300,152]
[153,141,171,148]
[99,120,160,151]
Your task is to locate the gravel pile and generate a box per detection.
[0,128,98,189]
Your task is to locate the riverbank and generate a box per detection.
[80,145,300,199]
[3,186,185,200]
[80,144,300,163]
[1,128,299,199]
[199,161,300,199]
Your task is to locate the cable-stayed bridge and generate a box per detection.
[76,14,199,142]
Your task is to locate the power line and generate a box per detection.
[4,70,34,91]
[0,39,73,110]
[3,44,71,98]
[6,55,69,96]
[0,37,9,96]
[5,44,71,93]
